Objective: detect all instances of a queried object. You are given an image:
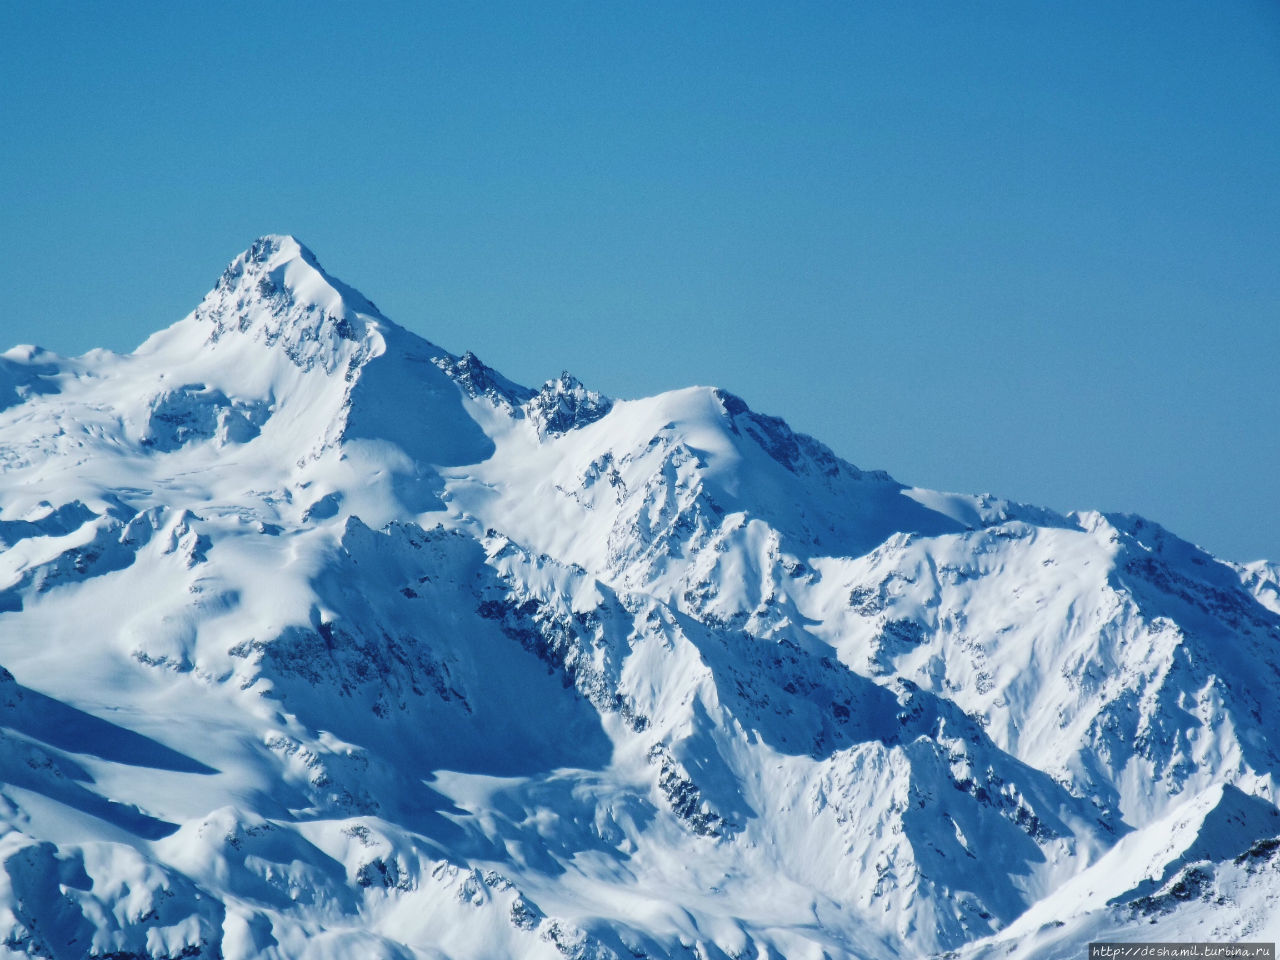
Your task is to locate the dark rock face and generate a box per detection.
[433,351,535,410]
[526,373,613,437]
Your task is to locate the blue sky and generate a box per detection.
[2,2,1277,562]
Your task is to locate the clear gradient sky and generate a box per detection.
[2,2,1278,562]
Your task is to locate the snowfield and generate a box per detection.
[0,236,1276,959]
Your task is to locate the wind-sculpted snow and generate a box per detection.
[0,236,1275,959]
[1239,559,1280,615]
[144,384,272,451]
[0,349,61,413]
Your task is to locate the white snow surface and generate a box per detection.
[0,236,1276,959]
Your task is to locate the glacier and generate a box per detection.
[0,235,1276,959]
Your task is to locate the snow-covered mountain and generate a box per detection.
[0,235,1276,960]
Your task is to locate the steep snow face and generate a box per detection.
[0,238,1276,960]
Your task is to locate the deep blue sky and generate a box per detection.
[2,3,1277,562]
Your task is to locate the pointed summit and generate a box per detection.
[190,235,387,373]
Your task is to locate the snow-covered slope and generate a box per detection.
[0,236,1275,959]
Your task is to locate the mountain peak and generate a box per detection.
[242,233,312,265]
[186,236,389,373]
[213,234,383,320]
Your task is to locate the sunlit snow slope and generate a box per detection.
[0,236,1276,960]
